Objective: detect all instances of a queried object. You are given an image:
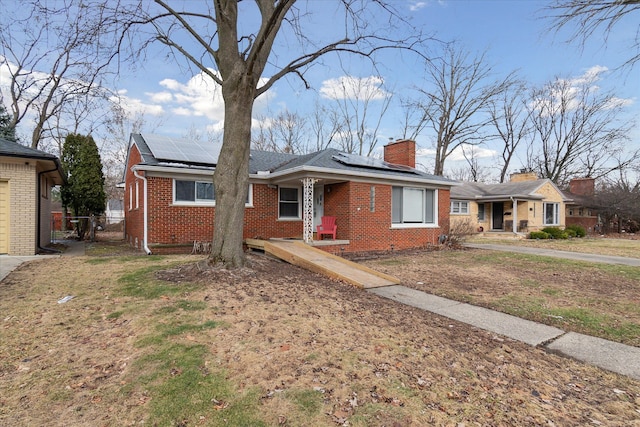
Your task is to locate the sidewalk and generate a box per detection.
[0,240,85,283]
[465,243,640,266]
[369,285,640,380]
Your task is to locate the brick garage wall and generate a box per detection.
[0,160,37,255]
[323,181,450,253]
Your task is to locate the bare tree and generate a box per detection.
[545,0,640,69]
[526,72,634,186]
[322,75,392,156]
[402,43,509,176]
[460,145,491,182]
[252,109,308,154]
[308,102,344,152]
[593,168,640,233]
[487,79,533,183]
[113,0,430,268]
[0,1,115,149]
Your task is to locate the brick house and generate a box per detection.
[123,134,457,254]
[564,178,600,233]
[449,172,570,235]
[0,138,65,255]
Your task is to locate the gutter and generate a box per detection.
[133,167,152,255]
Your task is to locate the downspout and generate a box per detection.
[37,165,62,254]
[133,168,152,255]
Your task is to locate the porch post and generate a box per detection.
[512,198,518,233]
[301,178,318,243]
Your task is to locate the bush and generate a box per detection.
[529,231,550,239]
[444,218,477,248]
[541,227,568,239]
[565,228,577,238]
[565,224,586,238]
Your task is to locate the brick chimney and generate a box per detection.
[569,177,595,196]
[510,171,538,182]
[383,139,416,168]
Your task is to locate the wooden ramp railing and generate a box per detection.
[246,239,399,289]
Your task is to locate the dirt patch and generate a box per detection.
[1,250,639,426]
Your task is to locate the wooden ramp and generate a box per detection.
[246,239,399,289]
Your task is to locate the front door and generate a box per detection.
[313,185,324,228]
[492,202,504,230]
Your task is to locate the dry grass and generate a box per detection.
[1,246,640,426]
[467,235,640,259]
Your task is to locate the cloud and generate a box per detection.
[110,93,165,116]
[448,144,497,161]
[146,91,173,103]
[320,76,390,101]
[158,71,225,121]
[409,2,428,11]
[416,144,497,162]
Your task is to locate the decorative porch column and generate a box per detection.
[301,178,318,243]
[512,198,518,233]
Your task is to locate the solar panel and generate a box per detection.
[143,134,222,165]
[332,152,418,174]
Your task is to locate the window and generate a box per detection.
[135,181,140,209]
[450,200,469,215]
[370,186,375,212]
[392,187,435,225]
[279,187,300,219]
[543,202,559,225]
[175,180,215,203]
[173,179,252,206]
[129,185,133,210]
[477,203,485,221]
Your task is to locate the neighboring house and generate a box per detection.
[105,199,125,224]
[564,178,600,233]
[0,138,65,255]
[450,172,570,235]
[123,134,457,254]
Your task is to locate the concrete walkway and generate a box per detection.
[0,239,85,283]
[368,285,640,380]
[465,243,640,267]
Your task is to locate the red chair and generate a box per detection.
[316,216,337,240]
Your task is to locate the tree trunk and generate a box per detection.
[208,80,254,268]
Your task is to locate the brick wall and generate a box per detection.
[323,181,449,252]
[139,177,302,252]
[124,142,451,254]
[123,146,145,250]
[569,178,595,196]
[0,160,37,255]
[383,139,416,168]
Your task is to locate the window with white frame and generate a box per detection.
[477,203,485,221]
[279,187,300,219]
[543,202,559,225]
[450,200,469,214]
[392,187,435,225]
[173,179,252,206]
[175,180,215,203]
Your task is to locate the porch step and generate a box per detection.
[245,239,400,289]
